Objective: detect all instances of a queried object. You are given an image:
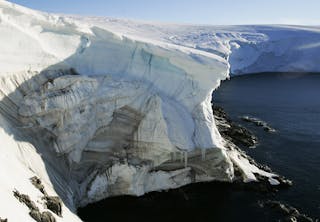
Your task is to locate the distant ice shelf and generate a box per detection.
[0,1,320,221]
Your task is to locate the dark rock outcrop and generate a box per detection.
[29,210,42,222]
[13,188,57,222]
[213,105,258,147]
[213,105,318,222]
[212,104,293,190]
[213,105,231,122]
[224,124,258,147]
[13,190,38,211]
[40,212,56,222]
[30,176,46,195]
[30,176,62,217]
[30,210,56,222]
[43,196,62,217]
[260,200,315,222]
[241,116,276,132]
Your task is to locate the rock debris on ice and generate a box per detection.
[0,1,320,221]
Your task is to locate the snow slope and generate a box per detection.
[73,17,320,74]
[0,1,320,221]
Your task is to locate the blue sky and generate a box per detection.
[8,0,320,25]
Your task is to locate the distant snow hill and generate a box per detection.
[0,0,319,221]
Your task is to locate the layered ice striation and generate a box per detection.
[1,1,320,221]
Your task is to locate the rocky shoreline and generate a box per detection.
[212,104,292,187]
[213,105,258,148]
[259,200,315,222]
[212,104,318,222]
[78,103,318,222]
[241,116,276,132]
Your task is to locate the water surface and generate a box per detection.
[213,72,320,218]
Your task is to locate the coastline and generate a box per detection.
[79,104,317,222]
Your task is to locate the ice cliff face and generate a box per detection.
[1,1,320,221]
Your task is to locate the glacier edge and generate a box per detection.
[1,1,320,221]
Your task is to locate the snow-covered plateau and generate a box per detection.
[0,1,320,221]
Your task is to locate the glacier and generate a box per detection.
[0,1,320,221]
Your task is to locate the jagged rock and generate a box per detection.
[213,105,295,189]
[277,177,293,188]
[30,176,46,195]
[43,196,62,217]
[13,189,57,222]
[241,116,276,132]
[30,176,62,217]
[285,216,298,222]
[29,210,42,222]
[262,200,314,222]
[3,2,320,221]
[213,105,231,122]
[30,210,56,222]
[263,125,275,132]
[13,190,38,211]
[40,212,56,222]
[224,124,258,147]
[213,105,258,147]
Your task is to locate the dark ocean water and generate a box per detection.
[78,73,320,221]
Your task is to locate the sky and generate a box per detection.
[8,0,320,25]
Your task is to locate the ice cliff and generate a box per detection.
[0,1,320,221]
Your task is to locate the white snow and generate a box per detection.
[0,116,81,221]
[0,1,319,221]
